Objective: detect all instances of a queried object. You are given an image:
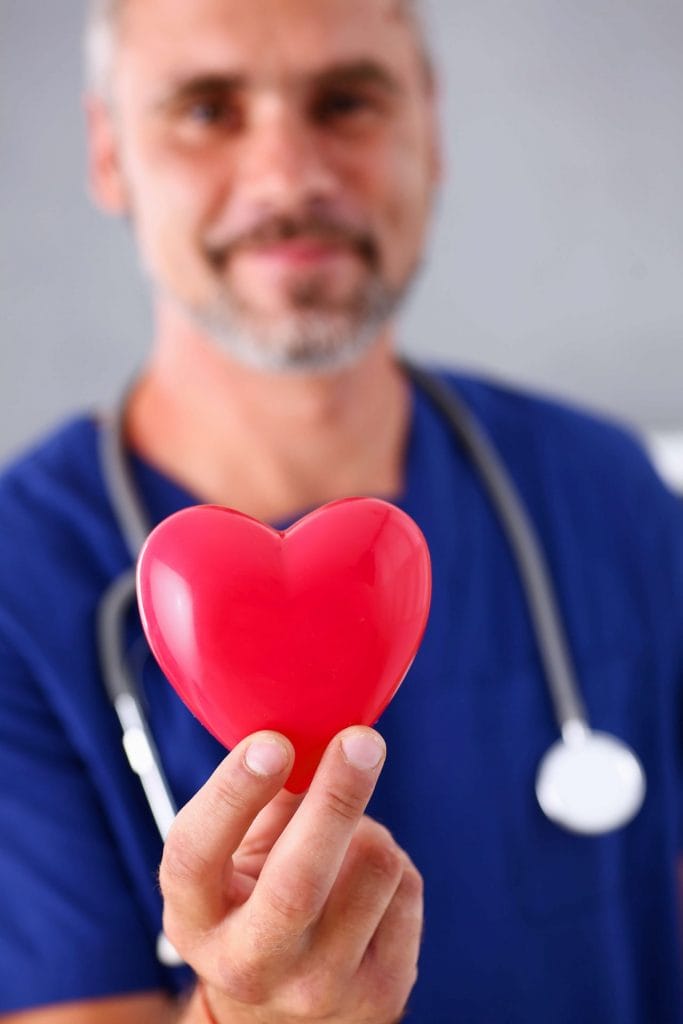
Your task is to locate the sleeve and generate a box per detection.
[0,625,169,1013]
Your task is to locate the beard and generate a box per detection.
[187,271,408,375]
[176,208,417,375]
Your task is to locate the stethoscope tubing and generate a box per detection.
[96,359,644,848]
[405,364,588,736]
[97,416,178,843]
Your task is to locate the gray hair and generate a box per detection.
[84,0,431,99]
[84,0,123,98]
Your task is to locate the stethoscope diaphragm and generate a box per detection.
[535,720,646,835]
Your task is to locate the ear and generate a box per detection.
[84,93,129,215]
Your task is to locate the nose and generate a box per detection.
[235,98,339,212]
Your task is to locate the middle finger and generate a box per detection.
[240,727,386,952]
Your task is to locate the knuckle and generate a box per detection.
[362,840,404,886]
[159,831,211,891]
[214,951,266,1005]
[261,874,326,927]
[357,815,395,846]
[209,771,252,818]
[286,965,339,1019]
[400,861,425,901]
[322,783,368,824]
[371,962,419,1014]
[353,822,405,880]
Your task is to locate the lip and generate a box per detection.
[241,238,355,267]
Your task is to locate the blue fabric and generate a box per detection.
[1,367,682,1021]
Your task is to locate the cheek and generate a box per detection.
[354,131,433,282]
[122,133,229,296]
[335,114,432,286]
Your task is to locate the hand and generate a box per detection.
[160,727,423,1024]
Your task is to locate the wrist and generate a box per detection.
[198,981,220,1024]
[182,980,258,1024]
[178,981,220,1024]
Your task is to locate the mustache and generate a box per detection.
[204,213,379,270]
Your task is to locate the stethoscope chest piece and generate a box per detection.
[156,930,184,968]
[535,721,646,835]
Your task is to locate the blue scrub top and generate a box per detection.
[1,368,682,1021]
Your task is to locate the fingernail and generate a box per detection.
[245,740,290,777]
[341,732,385,771]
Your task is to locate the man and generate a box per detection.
[1,0,682,1021]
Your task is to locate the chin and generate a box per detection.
[179,270,406,375]
[214,326,382,376]
[195,310,385,376]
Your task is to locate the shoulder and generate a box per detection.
[426,363,666,508]
[437,365,648,464]
[414,362,683,631]
[0,414,101,526]
[0,415,123,644]
[440,364,683,639]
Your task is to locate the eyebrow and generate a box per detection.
[153,59,404,109]
[153,74,244,111]
[312,59,404,95]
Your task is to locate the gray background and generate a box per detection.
[1,0,682,465]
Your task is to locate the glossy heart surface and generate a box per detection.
[136,498,431,792]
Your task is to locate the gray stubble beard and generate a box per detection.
[183,268,413,375]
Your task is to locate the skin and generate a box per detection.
[88,0,440,524]
[3,1,439,1020]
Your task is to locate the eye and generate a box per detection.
[183,93,243,131]
[189,98,224,123]
[314,89,378,124]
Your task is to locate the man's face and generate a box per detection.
[92,0,440,371]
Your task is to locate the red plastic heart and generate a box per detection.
[136,497,431,792]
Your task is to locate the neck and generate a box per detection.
[125,302,412,524]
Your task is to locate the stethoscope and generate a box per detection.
[96,359,646,965]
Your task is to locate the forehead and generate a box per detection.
[117,0,423,88]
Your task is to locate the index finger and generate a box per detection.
[241,727,386,950]
[159,731,294,936]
